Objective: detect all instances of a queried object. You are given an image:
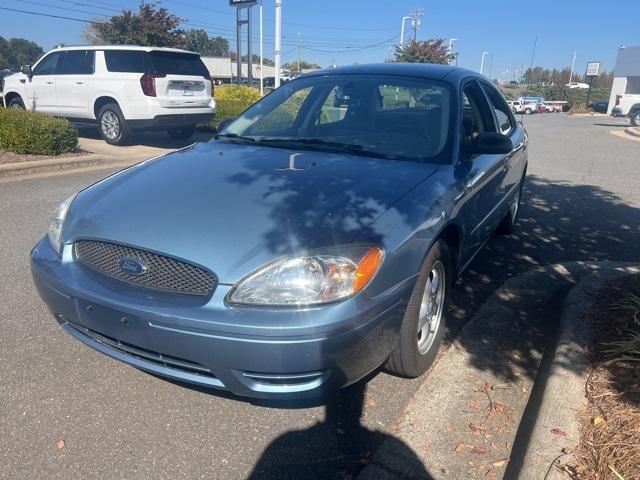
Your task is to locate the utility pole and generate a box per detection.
[246,3,253,86]
[410,8,423,42]
[274,0,281,88]
[236,7,242,85]
[569,51,577,83]
[400,15,411,47]
[447,38,457,64]
[259,0,263,95]
[297,32,302,72]
[480,51,489,75]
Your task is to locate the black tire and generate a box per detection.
[166,126,196,140]
[524,108,532,115]
[631,110,640,127]
[97,103,131,146]
[386,239,452,378]
[497,174,525,235]
[8,97,25,109]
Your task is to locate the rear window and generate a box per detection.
[149,52,208,77]
[104,50,145,73]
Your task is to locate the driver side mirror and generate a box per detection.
[21,65,33,78]
[463,132,513,155]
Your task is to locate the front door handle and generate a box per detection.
[76,81,85,85]
[46,81,54,85]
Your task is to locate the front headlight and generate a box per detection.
[228,246,384,306]
[47,194,76,254]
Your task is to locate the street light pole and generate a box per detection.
[569,51,577,84]
[400,16,411,47]
[259,1,263,95]
[274,0,281,88]
[480,51,489,75]
[448,38,457,64]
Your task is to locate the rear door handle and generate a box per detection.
[76,81,85,85]
[46,81,54,85]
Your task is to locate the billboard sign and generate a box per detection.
[586,61,600,77]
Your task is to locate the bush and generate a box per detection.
[0,108,78,155]
[211,85,261,130]
[568,103,591,114]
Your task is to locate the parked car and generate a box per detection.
[566,82,590,89]
[2,46,215,145]
[588,101,609,114]
[511,99,538,114]
[0,69,14,93]
[611,93,640,126]
[30,64,527,401]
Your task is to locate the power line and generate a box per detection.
[0,5,100,23]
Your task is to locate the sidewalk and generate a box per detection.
[358,262,639,480]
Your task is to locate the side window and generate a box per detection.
[317,86,348,125]
[481,83,514,135]
[461,81,495,142]
[104,50,145,73]
[32,52,62,76]
[247,86,313,135]
[61,50,95,75]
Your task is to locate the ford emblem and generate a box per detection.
[118,257,147,276]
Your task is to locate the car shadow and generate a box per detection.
[76,127,216,149]
[592,122,629,128]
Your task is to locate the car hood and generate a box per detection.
[64,141,439,283]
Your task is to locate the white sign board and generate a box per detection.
[586,61,600,77]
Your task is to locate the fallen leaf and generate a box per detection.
[454,442,465,453]
[491,443,498,450]
[491,458,509,468]
[551,427,568,437]
[469,422,484,435]
[444,423,453,433]
[56,439,65,449]
[592,416,605,427]
[493,402,507,414]
[470,446,487,455]
[366,398,377,407]
[484,468,497,477]
[505,441,511,450]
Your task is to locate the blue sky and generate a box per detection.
[2,0,639,78]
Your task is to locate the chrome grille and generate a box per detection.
[74,240,216,296]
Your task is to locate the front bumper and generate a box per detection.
[31,237,412,401]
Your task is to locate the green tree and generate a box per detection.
[0,37,43,70]
[391,39,453,64]
[83,2,185,48]
[184,29,229,56]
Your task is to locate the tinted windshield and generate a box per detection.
[149,52,208,76]
[224,75,452,163]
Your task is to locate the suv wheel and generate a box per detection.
[8,97,25,109]
[524,108,532,115]
[166,126,196,140]
[386,239,451,378]
[631,110,640,127]
[98,103,131,146]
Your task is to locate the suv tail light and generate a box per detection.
[207,76,215,97]
[615,95,622,107]
[140,73,165,97]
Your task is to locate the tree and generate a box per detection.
[0,36,43,70]
[282,60,321,71]
[184,29,229,56]
[83,2,185,48]
[391,39,453,64]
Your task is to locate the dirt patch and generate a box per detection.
[572,275,640,479]
[0,149,87,165]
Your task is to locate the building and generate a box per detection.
[607,46,640,114]
[201,56,277,84]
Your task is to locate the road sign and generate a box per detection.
[586,61,600,77]
[230,0,257,6]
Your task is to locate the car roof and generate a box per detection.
[49,45,198,55]
[302,63,481,84]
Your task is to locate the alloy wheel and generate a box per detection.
[417,260,446,355]
[101,111,120,140]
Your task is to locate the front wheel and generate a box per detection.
[631,110,640,127]
[8,97,25,109]
[166,126,196,140]
[386,239,451,378]
[98,103,131,146]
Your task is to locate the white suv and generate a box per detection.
[3,46,215,145]
[611,93,640,126]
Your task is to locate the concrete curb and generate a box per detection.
[357,262,639,480]
[516,263,640,480]
[625,127,640,138]
[0,154,145,180]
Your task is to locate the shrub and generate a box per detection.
[211,85,261,130]
[0,108,78,155]
[568,103,591,114]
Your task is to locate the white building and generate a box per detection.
[607,46,640,114]
[201,56,277,83]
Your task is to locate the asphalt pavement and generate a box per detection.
[1,114,638,480]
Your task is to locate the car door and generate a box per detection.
[479,81,527,211]
[25,51,62,112]
[55,50,94,118]
[456,79,509,259]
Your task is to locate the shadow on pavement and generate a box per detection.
[77,127,215,149]
[247,381,433,480]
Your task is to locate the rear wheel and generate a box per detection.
[631,110,640,127]
[98,103,131,146]
[166,126,196,140]
[524,108,532,115]
[386,240,451,378]
[8,97,25,109]
[497,173,526,235]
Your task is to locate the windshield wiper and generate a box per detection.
[257,137,402,160]
[214,133,256,143]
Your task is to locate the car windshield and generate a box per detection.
[222,75,452,163]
